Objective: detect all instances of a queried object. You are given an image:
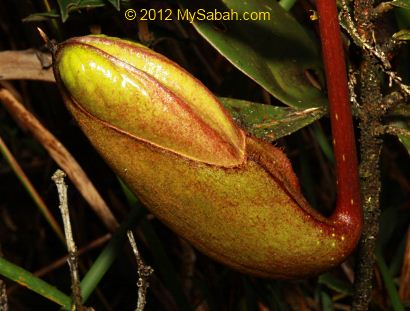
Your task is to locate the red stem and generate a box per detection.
[316,0,362,229]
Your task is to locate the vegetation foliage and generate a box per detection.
[0,0,409,310]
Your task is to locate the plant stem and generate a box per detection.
[316,0,362,233]
[352,57,383,311]
[127,230,153,311]
[351,0,385,309]
[52,170,84,311]
[353,120,382,310]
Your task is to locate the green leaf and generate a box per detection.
[398,134,410,153]
[107,0,120,10]
[318,273,353,295]
[279,0,298,11]
[179,0,327,109]
[393,29,410,40]
[392,0,410,10]
[312,124,334,163]
[320,291,335,311]
[56,0,115,22]
[118,178,139,206]
[0,256,71,309]
[395,7,410,29]
[80,206,145,303]
[376,248,405,311]
[220,97,325,141]
[386,104,410,154]
[22,11,60,22]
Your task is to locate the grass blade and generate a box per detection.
[0,88,118,231]
[80,206,145,303]
[376,248,405,311]
[0,256,71,309]
[0,135,65,241]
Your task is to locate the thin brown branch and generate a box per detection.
[0,279,8,311]
[382,91,405,113]
[340,0,390,67]
[127,230,153,311]
[0,87,118,231]
[399,227,410,300]
[340,0,410,97]
[0,50,54,82]
[348,67,360,111]
[383,126,410,138]
[35,234,111,278]
[52,170,83,311]
[373,2,395,18]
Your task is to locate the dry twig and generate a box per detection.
[340,0,410,97]
[34,234,111,278]
[382,126,410,139]
[127,230,153,311]
[52,170,83,311]
[0,280,7,311]
[0,88,118,231]
[0,50,54,82]
[0,134,64,240]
